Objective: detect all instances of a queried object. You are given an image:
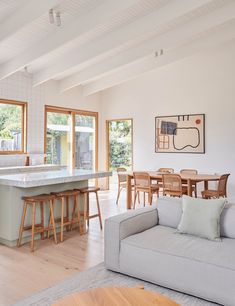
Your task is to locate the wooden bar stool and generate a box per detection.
[50,190,81,242]
[76,187,102,230]
[18,194,57,252]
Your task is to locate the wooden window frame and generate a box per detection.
[106,118,133,189]
[0,99,27,155]
[44,105,98,170]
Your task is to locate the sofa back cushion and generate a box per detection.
[157,197,235,238]
[221,204,235,238]
[157,197,182,228]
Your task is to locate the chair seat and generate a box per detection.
[77,187,100,193]
[202,190,222,197]
[52,190,80,197]
[164,186,188,197]
[135,185,159,193]
[22,194,55,202]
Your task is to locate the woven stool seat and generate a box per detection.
[76,187,100,193]
[22,194,55,202]
[52,190,80,197]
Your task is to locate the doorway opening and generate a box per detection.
[106,119,133,190]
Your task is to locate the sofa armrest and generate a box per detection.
[104,206,158,271]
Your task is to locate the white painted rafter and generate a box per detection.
[60,1,235,92]
[0,0,60,43]
[33,0,215,86]
[82,20,235,96]
[0,0,143,80]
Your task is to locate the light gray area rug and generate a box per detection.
[13,263,220,306]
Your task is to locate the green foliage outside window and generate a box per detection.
[109,120,132,171]
[0,104,21,139]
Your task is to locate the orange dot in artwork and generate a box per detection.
[195,119,201,124]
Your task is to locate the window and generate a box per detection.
[45,106,98,170]
[0,99,27,154]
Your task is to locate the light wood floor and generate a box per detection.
[0,190,127,306]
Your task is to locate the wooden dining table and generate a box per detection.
[124,171,221,209]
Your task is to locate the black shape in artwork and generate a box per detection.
[161,121,177,135]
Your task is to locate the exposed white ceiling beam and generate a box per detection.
[82,20,235,96]
[60,1,235,92]
[0,0,60,43]
[33,0,214,86]
[0,0,143,80]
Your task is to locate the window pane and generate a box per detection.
[75,115,96,170]
[0,103,23,152]
[46,112,71,166]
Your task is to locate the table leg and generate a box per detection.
[126,175,132,209]
[204,180,208,191]
[187,179,192,196]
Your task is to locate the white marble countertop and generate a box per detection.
[0,164,62,175]
[0,169,112,188]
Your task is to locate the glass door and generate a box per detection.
[74,114,97,170]
[45,106,98,172]
[46,111,71,166]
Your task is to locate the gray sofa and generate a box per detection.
[104,197,235,306]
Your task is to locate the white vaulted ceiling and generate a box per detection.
[0,0,235,95]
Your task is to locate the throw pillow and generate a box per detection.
[177,195,226,240]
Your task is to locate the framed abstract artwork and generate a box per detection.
[155,114,205,153]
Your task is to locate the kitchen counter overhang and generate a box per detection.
[0,169,112,188]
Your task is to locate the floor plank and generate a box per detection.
[0,190,127,306]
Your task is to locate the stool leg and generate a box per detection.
[76,196,82,234]
[66,196,70,232]
[18,201,27,247]
[87,193,90,228]
[82,193,87,234]
[31,202,36,252]
[47,209,51,239]
[70,196,76,230]
[95,191,102,230]
[40,201,44,240]
[49,199,57,244]
[61,197,65,242]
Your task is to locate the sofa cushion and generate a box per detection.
[157,197,235,239]
[121,225,235,271]
[120,225,235,305]
[177,195,225,240]
[157,197,182,228]
[221,204,235,238]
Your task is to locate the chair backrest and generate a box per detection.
[117,167,127,183]
[133,172,151,189]
[218,174,230,196]
[158,168,174,174]
[162,174,182,192]
[180,169,198,175]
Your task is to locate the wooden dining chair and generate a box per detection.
[116,167,137,205]
[133,172,159,208]
[162,174,188,197]
[116,167,127,205]
[158,168,174,173]
[155,168,174,194]
[180,169,198,197]
[202,174,230,199]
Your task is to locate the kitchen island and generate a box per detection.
[0,168,111,246]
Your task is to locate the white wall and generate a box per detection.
[0,72,101,166]
[100,41,235,199]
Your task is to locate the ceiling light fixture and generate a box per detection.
[155,49,163,57]
[55,12,61,26]
[49,9,54,24]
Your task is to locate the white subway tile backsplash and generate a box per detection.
[0,72,45,164]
